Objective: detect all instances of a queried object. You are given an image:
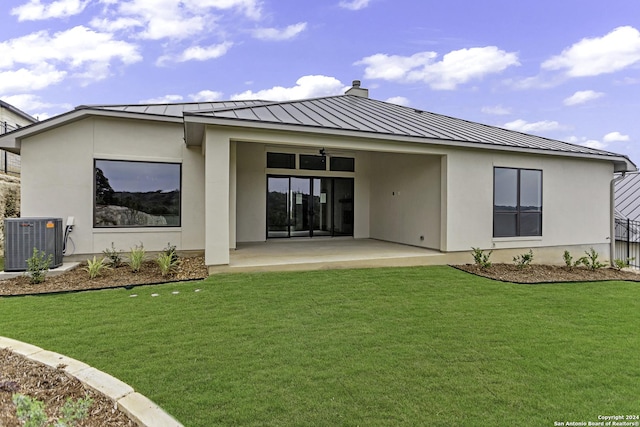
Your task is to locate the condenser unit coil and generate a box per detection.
[4,218,63,272]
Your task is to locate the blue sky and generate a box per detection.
[2,0,640,164]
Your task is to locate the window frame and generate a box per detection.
[493,166,542,238]
[94,159,182,228]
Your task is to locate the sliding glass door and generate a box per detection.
[267,176,353,238]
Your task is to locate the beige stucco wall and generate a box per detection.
[20,117,205,259]
[369,152,442,249]
[443,148,613,253]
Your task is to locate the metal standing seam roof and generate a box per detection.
[72,95,634,163]
[615,173,640,220]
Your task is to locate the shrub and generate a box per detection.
[513,249,534,269]
[84,256,110,279]
[156,251,181,276]
[26,247,53,285]
[57,396,93,427]
[12,393,47,427]
[102,242,123,267]
[471,247,492,269]
[613,257,634,271]
[128,243,145,273]
[582,247,606,270]
[12,393,92,427]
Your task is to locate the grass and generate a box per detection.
[1,266,639,426]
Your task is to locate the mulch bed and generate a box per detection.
[0,256,208,296]
[453,263,640,284]
[0,349,134,427]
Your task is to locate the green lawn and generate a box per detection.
[1,266,638,426]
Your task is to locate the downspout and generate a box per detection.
[611,172,626,265]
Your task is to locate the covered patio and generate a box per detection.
[208,238,469,274]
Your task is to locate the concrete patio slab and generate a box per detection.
[0,262,81,280]
[210,238,470,274]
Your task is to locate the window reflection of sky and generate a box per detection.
[96,160,180,193]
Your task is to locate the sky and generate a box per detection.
[1,0,640,164]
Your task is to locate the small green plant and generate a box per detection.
[12,393,47,427]
[163,242,178,264]
[563,250,586,269]
[102,242,123,267]
[612,257,635,271]
[513,249,534,269]
[471,247,492,269]
[84,256,110,279]
[56,396,93,427]
[26,247,53,285]
[128,243,146,273]
[156,251,181,276]
[12,393,93,427]
[581,247,606,270]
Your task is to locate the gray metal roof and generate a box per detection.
[615,173,640,220]
[79,100,270,118]
[186,95,622,158]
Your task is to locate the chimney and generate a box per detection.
[345,80,369,98]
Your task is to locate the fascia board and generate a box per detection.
[184,115,637,172]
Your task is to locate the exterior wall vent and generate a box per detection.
[4,218,63,272]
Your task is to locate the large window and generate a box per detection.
[493,167,542,237]
[94,159,181,227]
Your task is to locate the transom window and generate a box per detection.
[94,159,181,227]
[493,167,542,237]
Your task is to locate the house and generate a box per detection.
[0,82,635,271]
[0,100,36,175]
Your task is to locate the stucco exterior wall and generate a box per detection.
[368,152,442,249]
[443,148,613,252]
[20,117,205,258]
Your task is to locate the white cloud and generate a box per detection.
[481,105,511,115]
[0,66,67,93]
[386,96,411,106]
[503,119,563,133]
[339,0,371,10]
[252,22,307,41]
[0,94,71,118]
[0,26,141,68]
[156,41,232,65]
[566,135,609,150]
[11,0,89,21]
[563,90,605,106]
[184,0,263,20]
[582,139,607,150]
[140,94,185,103]
[603,131,630,142]
[542,26,640,77]
[356,47,519,90]
[189,90,224,101]
[231,75,347,101]
[94,0,262,40]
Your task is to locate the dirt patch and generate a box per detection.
[453,263,640,284]
[0,349,134,427]
[0,256,208,296]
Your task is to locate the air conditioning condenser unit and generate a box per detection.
[4,218,64,272]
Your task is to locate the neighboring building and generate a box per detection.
[613,173,640,265]
[0,100,37,175]
[0,82,635,270]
